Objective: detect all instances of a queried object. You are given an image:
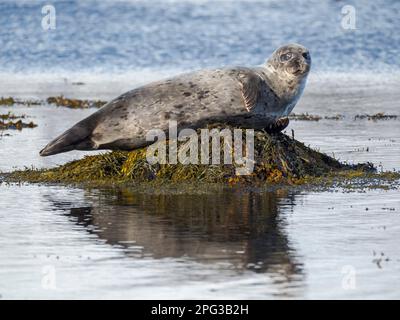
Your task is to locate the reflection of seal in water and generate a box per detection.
[40,43,311,156]
[54,187,303,277]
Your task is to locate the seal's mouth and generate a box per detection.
[290,54,311,76]
[293,69,304,76]
[293,64,310,76]
[289,63,310,76]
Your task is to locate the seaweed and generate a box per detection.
[354,113,398,121]
[1,96,107,108]
[7,128,392,187]
[0,97,43,107]
[46,96,107,109]
[290,113,399,121]
[0,97,15,106]
[0,112,37,130]
[289,113,322,121]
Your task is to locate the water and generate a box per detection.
[0,184,398,299]
[1,0,399,73]
[1,0,400,299]
[1,185,399,299]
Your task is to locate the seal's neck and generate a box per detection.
[259,64,307,99]
[252,64,308,117]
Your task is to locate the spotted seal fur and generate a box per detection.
[40,43,311,156]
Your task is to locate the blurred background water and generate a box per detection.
[1,0,399,73]
[0,0,400,299]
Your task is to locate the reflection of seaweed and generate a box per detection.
[58,187,304,283]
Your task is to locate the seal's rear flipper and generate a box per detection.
[39,125,94,156]
[265,117,289,134]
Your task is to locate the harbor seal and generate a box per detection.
[40,43,311,156]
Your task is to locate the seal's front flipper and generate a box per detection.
[265,117,289,134]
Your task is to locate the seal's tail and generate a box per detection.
[39,124,94,156]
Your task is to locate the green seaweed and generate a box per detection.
[7,128,396,188]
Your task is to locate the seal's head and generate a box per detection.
[266,43,311,79]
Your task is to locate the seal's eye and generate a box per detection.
[280,52,293,62]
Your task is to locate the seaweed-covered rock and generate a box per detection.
[7,128,377,185]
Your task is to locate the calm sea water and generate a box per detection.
[1,0,399,73]
[0,0,400,299]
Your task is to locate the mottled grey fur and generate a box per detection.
[40,43,311,156]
